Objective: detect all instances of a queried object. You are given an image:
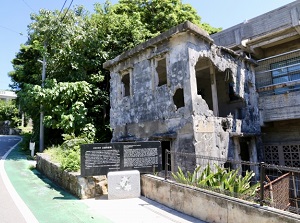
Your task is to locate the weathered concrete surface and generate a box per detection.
[259,90,300,123]
[36,153,107,199]
[262,119,300,144]
[211,1,300,59]
[141,174,300,223]
[104,21,262,170]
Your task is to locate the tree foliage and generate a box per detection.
[0,100,21,128]
[10,0,220,146]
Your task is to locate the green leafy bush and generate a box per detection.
[45,133,94,172]
[61,148,80,172]
[172,164,259,198]
[0,100,21,128]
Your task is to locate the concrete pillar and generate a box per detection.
[210,65,219,116]
[249,137,259,180]
[233,137,242,175]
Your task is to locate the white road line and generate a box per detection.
[0,136,39,223]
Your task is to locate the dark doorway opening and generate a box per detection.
[239,138,250,176]
[161,141,171,171]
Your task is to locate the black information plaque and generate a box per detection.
[81,141,162,176]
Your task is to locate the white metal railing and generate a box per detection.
[255,49,300,95]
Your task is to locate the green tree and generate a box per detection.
[0,100,21,128]
[112,0,220,35]
[10,0,220,146]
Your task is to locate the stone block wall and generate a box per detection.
[36,153,107,199]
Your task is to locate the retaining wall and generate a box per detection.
[36,153,107,199]
[141,174,300,223]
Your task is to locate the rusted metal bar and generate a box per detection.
[165,149,169,180]
[260,162,265,206]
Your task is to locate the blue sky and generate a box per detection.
[0,0,296,90]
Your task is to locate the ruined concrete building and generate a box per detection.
[212,0,300,167]
[104,21,261,170]
[104,1,300,169]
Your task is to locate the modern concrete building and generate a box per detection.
[0,90,17,102]
[104,22,261,171]
[212,0,300,167]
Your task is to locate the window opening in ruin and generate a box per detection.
[217,71,245,119]
[173,88,184,109]
[195,59,245,118]
[161,141,171,171]
[270,56,300,94]
[156,57,167,86]
[121,72,130,97]
[195,58,213,111]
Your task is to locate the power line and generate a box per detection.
[0,25,23,36]
[60,0,74,22]
[21,0,35,13]
[59,0,68,16]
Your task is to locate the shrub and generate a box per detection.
[44,133,93,172]
[61,149,80,172]
[0,100,21,128]
[172,164,259,198]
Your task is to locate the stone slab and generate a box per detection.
[108,170,140,200]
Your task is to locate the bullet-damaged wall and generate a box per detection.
[104,21,262,170]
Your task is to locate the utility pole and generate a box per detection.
[39,46,46,152]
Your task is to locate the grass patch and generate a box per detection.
[28,164,35,170]
[44,145,80,172]
[44,146,64,164]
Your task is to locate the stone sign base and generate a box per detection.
[108,170,140,200]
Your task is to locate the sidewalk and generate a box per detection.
[2,138,206,223]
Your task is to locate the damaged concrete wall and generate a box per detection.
[187,39,260,159]
[104,21,261,170]
[109,31,196,159]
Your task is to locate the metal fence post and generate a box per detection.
[260,162,265,206]
[165,149,169,180]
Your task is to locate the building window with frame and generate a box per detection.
[270,56,300,94]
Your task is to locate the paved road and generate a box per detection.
[0,135,28,223]
[0,136,21,158]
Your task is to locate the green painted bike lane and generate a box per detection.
[4,147,112,223]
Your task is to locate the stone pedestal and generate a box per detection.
[108,170,140,200]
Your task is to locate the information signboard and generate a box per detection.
[81,141,162,176]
